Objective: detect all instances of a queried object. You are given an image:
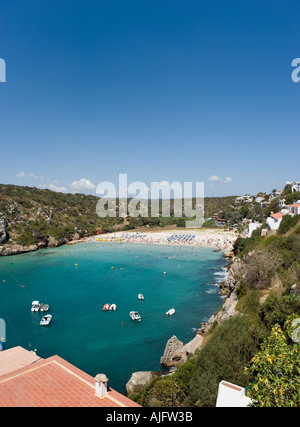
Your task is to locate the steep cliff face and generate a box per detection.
[0,217,8,244]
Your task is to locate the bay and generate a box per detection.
[0,242,227,394]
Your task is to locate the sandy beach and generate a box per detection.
[86,228,237,251]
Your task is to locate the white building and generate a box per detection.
[255,196,265,203]
[216,380,252,407]
[266,212,285,231]
[279,199,286,208]
[247,221,262,238]
[236,195,253,203]
[285,202,300,216]
[292,181,300,193]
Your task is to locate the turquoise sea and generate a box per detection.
[0,242,227,394]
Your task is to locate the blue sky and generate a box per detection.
[0,0,300,197]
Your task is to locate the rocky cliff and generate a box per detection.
[0,217,8,244]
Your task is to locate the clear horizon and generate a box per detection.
[1,1,300,198]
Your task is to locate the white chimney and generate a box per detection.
[94,374,109,397]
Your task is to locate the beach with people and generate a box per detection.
[85,228,237,251]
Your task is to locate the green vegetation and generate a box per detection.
[278,214,300,235]
[246,319,300,406]
[0,184,239,247]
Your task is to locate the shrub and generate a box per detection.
[258,293,300,334]
[246,321,300,407]
[133,358,197,407]
[184,316,259,407]
[243,252,278,290]
[278,215,300,235]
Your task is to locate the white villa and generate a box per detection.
[236,195,253,203]
[266,212,285,231]
[292,181,300,193]
[286,180,300,193]
[285,202,300,216]
[247,221,262,237]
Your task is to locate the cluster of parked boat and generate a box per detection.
[31,301,52,326]
[32,294,175,328]
[102,294,175,322]
[102,303,117,311]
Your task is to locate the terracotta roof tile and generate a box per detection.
[270,212,284,219]
[0,350,140,407]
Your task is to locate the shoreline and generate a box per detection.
[0,227,238,257]
[85,228,237,252]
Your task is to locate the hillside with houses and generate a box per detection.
[207,180,300,239]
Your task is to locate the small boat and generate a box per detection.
[31,301,41,312]
[102,303,110,311]
[138,294,144,300]
[40,314,52,326]
[109,303,117,310]
[129,311,141,321]
[166,308,175,316]
[40,304,49,312]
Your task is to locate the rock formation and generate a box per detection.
[0,217,8,244]
[160,336,184,367]
[126,371,162,396]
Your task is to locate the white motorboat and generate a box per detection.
[166,308,175,316]
[129,311,141,321]
[109,303,117,310]
[40,304,49,312]
[138,294,144,300]
[40,314,52,326]
[31,301,41,312]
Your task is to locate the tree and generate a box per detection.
[285,191,300,205]
[264,198,280,217]
[246,319,300,407]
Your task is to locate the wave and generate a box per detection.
[213,267,228,284]
[206,288,218,294]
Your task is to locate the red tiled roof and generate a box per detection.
[0,349,140,407]
[270,212,284,219]
[286,204,300,207]
[0,346,41,377]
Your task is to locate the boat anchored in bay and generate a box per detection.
[40,314,52,326]
[129,311,141,321]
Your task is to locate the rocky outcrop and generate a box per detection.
[126,371,162,396]
[207,289,238,327]
[0,217,8,244]
[0,243,39,256]
[171,334,203,366]
[160,336,184,367]
[218,257,243,296]
[0,235,71,256]
[47,236,66,248]
[160,334,204,368]
[197,257,242,334]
